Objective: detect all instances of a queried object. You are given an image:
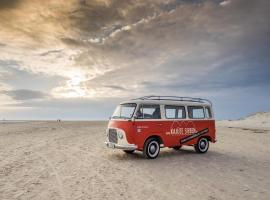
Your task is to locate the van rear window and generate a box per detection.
[188,106,205,119]
[165,105,186,119]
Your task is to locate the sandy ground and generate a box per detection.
[0,119,270,200]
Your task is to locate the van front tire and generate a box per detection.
[194,137,209,153]
[143,138,160,159]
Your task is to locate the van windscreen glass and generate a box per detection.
[112,103,136,119]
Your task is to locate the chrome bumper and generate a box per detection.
[105,141,137,150]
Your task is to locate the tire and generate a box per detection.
[194,137,209,153]
[143,138,160,159]
[123,150,135,154]
[173,145,182,150]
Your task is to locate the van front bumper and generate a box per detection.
[105,141,137,151]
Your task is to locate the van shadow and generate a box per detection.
[109,147,231,162]
[107,147,247,173]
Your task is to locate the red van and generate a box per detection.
[105,96,216,159]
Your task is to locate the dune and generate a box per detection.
[0,116,269,200]
[218,112,270,130]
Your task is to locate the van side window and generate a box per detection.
[137,104,161,119]
[188,106,205,119]
[205,107,212,119]
[165,105,186,119]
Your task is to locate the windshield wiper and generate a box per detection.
[121,116,130,119]
[112,116,120,119]
[112,116,130,119]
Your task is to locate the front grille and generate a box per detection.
[108,129,118,144]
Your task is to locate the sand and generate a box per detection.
[0,115,270,200]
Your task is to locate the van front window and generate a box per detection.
[112,103,136,119]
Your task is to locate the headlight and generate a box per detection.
[118,132,123,139]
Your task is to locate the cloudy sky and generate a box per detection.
[0,0,269,120]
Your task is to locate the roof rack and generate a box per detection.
[132,96,212,106]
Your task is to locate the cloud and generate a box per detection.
[0,0,269,119]
[0,97,122,120]
[39,49,64,57]
[220,0,231,7]
[1,89,50,100]
[0,0,20,10]
[103,85,127,91]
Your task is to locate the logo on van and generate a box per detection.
[166,120,197,136]
[166,127,197,135]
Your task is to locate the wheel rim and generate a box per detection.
[198,138,208,152]
[148,141,159,157]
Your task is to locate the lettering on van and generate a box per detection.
[136,125,149,133]
[166,128,197,135]
[180,128,209,144]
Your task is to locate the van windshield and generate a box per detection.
[112,103,137,119]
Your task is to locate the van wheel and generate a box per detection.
[173,145,182,150]
[143,138,160,159]
[123,150,135,154]
[194,137,209,153]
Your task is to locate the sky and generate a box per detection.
[0,0,269,120]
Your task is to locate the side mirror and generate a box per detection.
[128,117,136,122]
[134,115,140,120]
[134,110,140,119]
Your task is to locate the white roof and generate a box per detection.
[120,98,212,107]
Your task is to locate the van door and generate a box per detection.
[163,105,188,147]
[134,104,163,149]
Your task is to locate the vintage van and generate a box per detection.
[105,96,216,159]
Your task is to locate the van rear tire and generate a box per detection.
[194,137,209,153]
[123,150,135,154]
[143,138,160,159]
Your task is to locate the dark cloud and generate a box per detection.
[0,0,20,10]
[103,85,127,91]
[61,37,85,47]
[39,49,63,57]
[2,89,49,100]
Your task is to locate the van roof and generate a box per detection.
[120,96,212,107]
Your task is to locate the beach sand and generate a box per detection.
[1,114,270,200]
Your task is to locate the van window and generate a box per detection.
[188,106,205,119]
[205,107,212,119]
[137,104,161,119]
[165,105,186,119]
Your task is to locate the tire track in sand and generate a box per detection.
[37,153,66,200]
[65,145,185,199]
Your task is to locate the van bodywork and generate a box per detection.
[105,96,216,158]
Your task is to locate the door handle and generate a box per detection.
[157,123,163,126]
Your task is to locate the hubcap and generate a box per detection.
[150,144,156,153]
[148,141,159,157]
[199,139,208,151]
[200,141,206,148]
